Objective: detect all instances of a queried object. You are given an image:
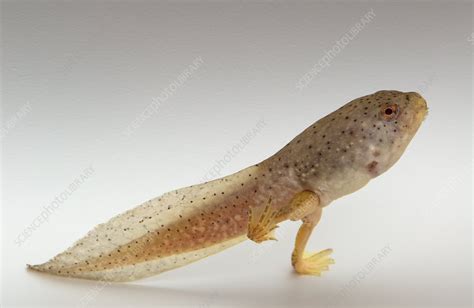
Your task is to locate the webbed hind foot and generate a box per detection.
[293,248,335,276]
[247,199,280,243]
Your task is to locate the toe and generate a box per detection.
[306,250,333,263]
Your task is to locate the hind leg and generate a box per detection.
[247,189,320,243]
[247,199,280,243]
[290,192,334,276]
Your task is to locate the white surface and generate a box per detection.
[1,1,472,307]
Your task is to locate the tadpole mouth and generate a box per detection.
[406,92,428,122]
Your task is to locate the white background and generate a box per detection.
[1,1,472,307]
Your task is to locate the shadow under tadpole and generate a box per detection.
[27,265,400,307]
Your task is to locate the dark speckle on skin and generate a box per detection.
[367,161,378,175]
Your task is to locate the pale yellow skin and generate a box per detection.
[29,90,428,282]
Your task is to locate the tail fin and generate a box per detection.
[28,167,257,281]
[27,235,246,282]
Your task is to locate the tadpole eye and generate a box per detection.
[380,104,398,121]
